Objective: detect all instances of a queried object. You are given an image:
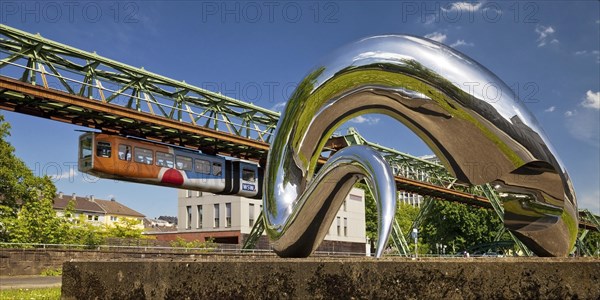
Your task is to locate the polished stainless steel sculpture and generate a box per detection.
[264,35,578,258]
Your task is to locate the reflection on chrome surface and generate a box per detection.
[264,35,577,257]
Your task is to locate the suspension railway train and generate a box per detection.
[78,132,263,199]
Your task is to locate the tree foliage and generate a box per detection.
[582,230,600,257]
[0,114,58,242]
[0,114,146,246]
[356,182,378,245]
[357,176,504,255]
[396,202,420,235]
[105,218,145,239]
[420,200,502,253]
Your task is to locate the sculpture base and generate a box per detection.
[61,257,599,299]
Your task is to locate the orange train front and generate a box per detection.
[78,133,262,199]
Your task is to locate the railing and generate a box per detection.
[0,242,370,257]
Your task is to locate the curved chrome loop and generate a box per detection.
[264,35,578,257]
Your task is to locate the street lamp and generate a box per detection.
[411,228,418,258]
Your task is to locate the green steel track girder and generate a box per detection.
[0,24,279,148]
[242,211,265,250]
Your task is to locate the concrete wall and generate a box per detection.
[0,248,270,276]
[62,258,600,299]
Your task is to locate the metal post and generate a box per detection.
[411,228,418,258]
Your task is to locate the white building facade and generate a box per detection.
[176,188,367,252]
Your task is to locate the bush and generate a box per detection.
[40,267,62,276]
[169,237,216,249]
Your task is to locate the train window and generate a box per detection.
[156,152,174,168]
[176,156,192,171]
[118,144,131,161]
[195,159,210,174]
[242,168,256,182]
[80,136,92,159]
[134,147,153,165]
[212,162,222,176]
[96,142,111,158]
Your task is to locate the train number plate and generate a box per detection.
[242,183,256,191]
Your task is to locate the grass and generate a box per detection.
[0,287,61,299]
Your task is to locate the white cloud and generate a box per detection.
[271,102,287,112]
[450,39,474,48]
[574,50,600,63]
[544,106,555,113]
[350,115,380,125]
[442,2,483,12]
[51,168,78,181]
[578,189,600,214]
[535,25,558,47]
[565,108,599,148]
[581,90,600,110]
[424,32,447,43]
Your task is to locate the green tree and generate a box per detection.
[420,200,502,254]
[0,114,59,243]
[105,218,145,239]
[396,202,420,235]
[8,196,66,244]
[582,230,600,257]
[356,182,378,244]
[63,213,106,247]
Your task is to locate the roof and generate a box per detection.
[53,195,105,213]
[95,199,145,218]
[53,193,145,218]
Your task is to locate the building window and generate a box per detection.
[337,216,341,236]
[343,200,347,211]
[197,205,203,229]
[186,190,191,198]
[225,203,231,228]
[110,216,118,222]
[249,203,255,227]
[196,191,202,197]
[88,215,93,221]
[186,206,192,229]
[94,215,99,221]
[349,194,362,201]
[214,204,220,228]
[344,217,348,237]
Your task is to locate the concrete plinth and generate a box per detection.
[62,257,599,299]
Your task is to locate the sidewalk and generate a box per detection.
[0,276,62,289]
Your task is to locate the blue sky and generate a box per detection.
[1,1,598,217]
